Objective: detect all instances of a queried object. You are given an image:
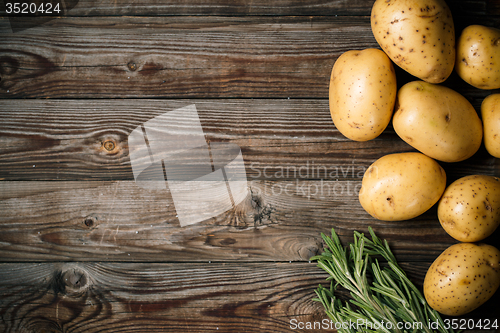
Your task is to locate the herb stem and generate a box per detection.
[311,227,455,333]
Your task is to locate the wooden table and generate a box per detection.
[1,0,499,332]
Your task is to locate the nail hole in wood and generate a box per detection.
[84,216,96,228]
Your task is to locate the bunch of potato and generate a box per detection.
[329,0,500,318]
[424,174,500,316]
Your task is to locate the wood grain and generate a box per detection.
[2,15,499,99]
[2,0,500,331]
[1,99,498,182]
[0,15,374,98]
[1,0,499,16]
[0,262,328,333]
[0,262,498,333]
[2,179,499,262]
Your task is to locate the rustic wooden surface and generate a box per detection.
[1,0,500,332]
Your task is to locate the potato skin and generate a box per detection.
[456,25,500,90]
[481,94,500,158]
[424,243,500,316]
[329,49,397,141]
[438,175,500,242]
[371,0,455,83]
[393,81,483,163]
[359,152,446,221]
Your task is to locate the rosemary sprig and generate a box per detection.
[311,227,456,333]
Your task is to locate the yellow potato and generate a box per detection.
[438,175,500,242]
[359,152,446,221]
[481,94,500,158]
[456,25,500,90]
[371,0,455,83]
[393,81,483,163]
[424,243,500,316]
[329,48,397,141]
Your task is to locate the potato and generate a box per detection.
[481,94,500,158]
[371,0,455,83]
[359,152,446,221]
[424,242,500,316]
[393,81,483,163]
[456,25,500,90]
[329,48,397,141]
[438,175,500,242]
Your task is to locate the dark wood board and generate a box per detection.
[0,99,499,182]
[1,16,499,99]
[0,15,376,99]
[1,0,500,331]
[0,262,498,333]
[0,0,499,16]
[2,179,484,263]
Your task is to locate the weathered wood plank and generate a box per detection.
[0,262,327,333]
[1,179,498,262]
[0,16,375,98]
[0,99,498,182]
[0,0,369,16]
[2,16,499,99]
[0,262,498,333]
[1,0,499,17]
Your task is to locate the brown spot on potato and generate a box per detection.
[460,279,471,285]
[484,198,492,212]
[349,122,362,129]
[442,219,456,228]
[437,268,448,277]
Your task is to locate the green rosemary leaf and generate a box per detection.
[312,227,455,333]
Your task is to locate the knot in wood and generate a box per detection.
[56,267,91,297]
[298,245,319,260]
[127,62,137,71]
[29,320,63,333]
[0,56,20,75]
[103,140,116,151]
[249,188,274,225]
